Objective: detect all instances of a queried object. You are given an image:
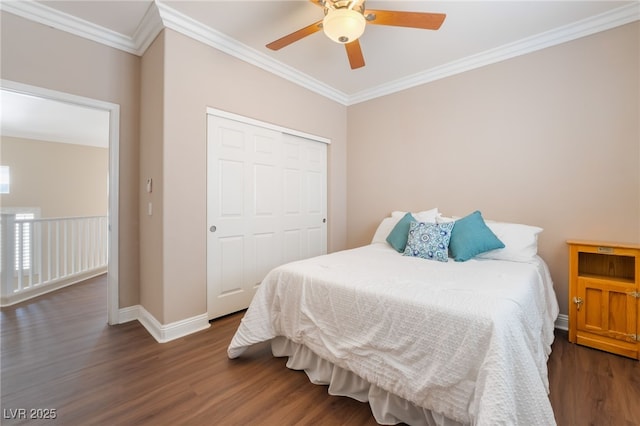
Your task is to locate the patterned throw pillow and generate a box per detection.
[403,221,455,262]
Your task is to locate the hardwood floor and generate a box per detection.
[1,275,638,425]
[548,330,640,426]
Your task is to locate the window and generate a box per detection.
[0,208,40,275]
[15,213,34,272]
[0,166,9,194]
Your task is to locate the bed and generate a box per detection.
[228,209,559,425]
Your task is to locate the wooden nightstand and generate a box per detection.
[567,240,640,360]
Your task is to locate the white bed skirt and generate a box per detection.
[271,337,466,426]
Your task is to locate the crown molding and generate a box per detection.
[154,2,349,105]
[1,0,145,55]
[0,0,346,103]
[348,2,640,105]
[3,1,638,106]
[0,0,164,55]
[131,1,165,55]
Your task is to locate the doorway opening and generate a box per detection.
[0,80,120,324]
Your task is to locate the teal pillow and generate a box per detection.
[449,211,505,262]
[403,221,455,262]
[386,212,415,252]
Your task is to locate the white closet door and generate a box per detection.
[207,115,283,319]
[282,133,327,263]
[207,114,327,319]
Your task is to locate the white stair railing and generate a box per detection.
[0,214,108,306]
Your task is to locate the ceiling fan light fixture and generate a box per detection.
[323,8,366,44]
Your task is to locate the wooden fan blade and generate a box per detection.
[364,10,446,30]
[266,20,323,51]
[345,39,365,69]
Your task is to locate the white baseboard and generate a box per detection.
[118,305,140,324]
[555,314,568,331]
[118,305,210,343]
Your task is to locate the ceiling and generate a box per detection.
[3,0,638,104]
[1,1,638,146]
[160,0,637,100]
[1,90,110,147]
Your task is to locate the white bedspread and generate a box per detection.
[228,243,559,425]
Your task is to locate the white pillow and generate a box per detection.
[475,221,543,262]
[371,217,400,244]
[436,214,455,223]
[372,208,439,245]
[391,208,439,223]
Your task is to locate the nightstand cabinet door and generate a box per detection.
[568,241,640,360]
[576,277,638,358]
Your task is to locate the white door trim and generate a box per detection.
[1,79,120,325]
[205,107,331,145]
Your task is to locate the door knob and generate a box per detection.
[209,225,217,233]
[573,296,583,311]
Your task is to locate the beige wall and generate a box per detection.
[347,22,640,316]
[0,11,348,326]
[4,8,636,327]
[140,29,348,323]
[0,136,108,217]
[1,12,141,307]
[139,32,165,322]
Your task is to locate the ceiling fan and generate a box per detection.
[266,0,446,70]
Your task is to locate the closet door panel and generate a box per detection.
[208,116,281,318]
[282,134,326,262]
[208,114,326,319]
